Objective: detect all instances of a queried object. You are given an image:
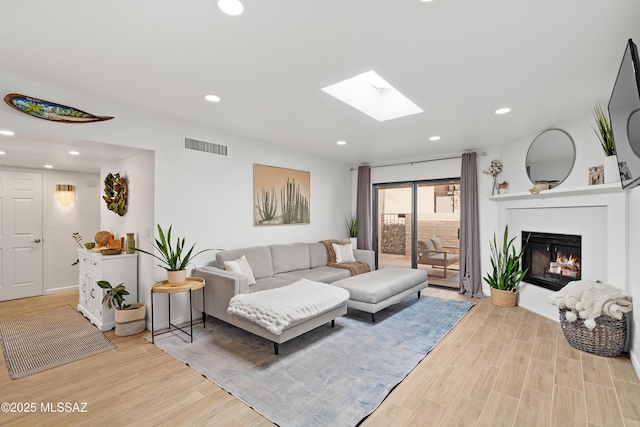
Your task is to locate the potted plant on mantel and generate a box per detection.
[592,102,618,184]
[132,224,213,284]
[97,280,146,336]
[345,213,358,248]
[483,226,529,307]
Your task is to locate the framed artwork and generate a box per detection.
[254,164,310,226]
[4,93,114,123]
[588,165,604,185]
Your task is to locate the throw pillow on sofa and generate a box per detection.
[224,255,256,285]
[332,243,356,263]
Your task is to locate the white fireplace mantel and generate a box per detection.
[489,184,629,320]
[488,182,622,201]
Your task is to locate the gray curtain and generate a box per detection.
[459,152,485,298]
[356,165,372,250]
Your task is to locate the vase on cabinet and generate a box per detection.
[126,233,135,254]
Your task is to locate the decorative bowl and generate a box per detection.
[101,248,122,256]
[85,242,96,249]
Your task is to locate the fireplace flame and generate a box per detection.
[549,253,580,278]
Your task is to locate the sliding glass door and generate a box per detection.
[374,179,460,287]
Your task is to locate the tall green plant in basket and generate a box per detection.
[484,226,529,291]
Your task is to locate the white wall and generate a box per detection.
[44,170,100,294]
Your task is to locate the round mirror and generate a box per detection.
[526,129,576,187]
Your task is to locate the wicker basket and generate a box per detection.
[558,309,627,357]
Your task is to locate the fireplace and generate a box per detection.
[522,231,581,291]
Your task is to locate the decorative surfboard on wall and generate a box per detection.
[3,93,114,123]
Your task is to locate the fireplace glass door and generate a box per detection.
[522,231,581,291]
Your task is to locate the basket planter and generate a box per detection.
[559,308,626,357]
[115,303,146,336]
[491,288,518,307]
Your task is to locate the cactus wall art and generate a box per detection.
[254,164,310,225]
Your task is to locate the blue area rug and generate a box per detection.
[152,295,474,427]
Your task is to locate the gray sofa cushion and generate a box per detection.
[216,246,274,279]
[270,242,311,274]
[309,243,329,268]
[275,266,351,284]
[251,276,294,292]
[333,268,427,304]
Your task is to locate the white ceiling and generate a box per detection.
[0,0,639,171]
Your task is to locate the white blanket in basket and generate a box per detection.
[548,280,632,329]
[227,279,350,335]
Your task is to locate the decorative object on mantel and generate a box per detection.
[588,165,604,185]
[592,102,620,184]
[483,225,529,307]
[548,280,632,356]
[528,180,549,194]
[483,160,503,195]
[102,172,128,216]
[3,93,114,123]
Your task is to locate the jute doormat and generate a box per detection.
[0,305,115,380]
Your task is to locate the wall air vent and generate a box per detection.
[183,136,227,156]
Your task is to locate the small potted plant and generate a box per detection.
[97,280,146,336]
[483,226,529,307]
[345,213,358,247]
[592,102,618,183]
[131,224,213,284]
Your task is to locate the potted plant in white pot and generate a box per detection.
[97,280,146,336]
[345,214,358,248]
[483,226,529,307]
[132,224,212,284]
[592,102,619,183]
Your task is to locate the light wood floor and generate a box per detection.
[1,289,639,426]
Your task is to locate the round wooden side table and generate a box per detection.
[151,277,205,344]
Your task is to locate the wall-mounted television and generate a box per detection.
[608,38,640,189]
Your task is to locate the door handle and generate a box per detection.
[33,238,42,243]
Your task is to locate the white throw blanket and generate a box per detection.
[227,279,350,335]
[548,280,632,329]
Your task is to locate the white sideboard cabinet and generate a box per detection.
[77,249,138,331]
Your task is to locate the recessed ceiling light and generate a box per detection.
[495,107,511,115]
[69,151,80,155]
[429,136,441,141]
[337,140,347,145]
[0,130,15,136]
[205,94,221,102]
[44,165,53,169]
[217,0,243,16]
[0,151,6,155]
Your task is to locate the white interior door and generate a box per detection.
[0,169,43,301]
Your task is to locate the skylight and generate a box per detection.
[322,71,423,122]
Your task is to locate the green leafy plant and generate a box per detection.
[483,226,529,291]
[71,232,83,266]
[345,213,358,238]
[97,280,131,310]
[131,224,212,271]
[592,102,616,156]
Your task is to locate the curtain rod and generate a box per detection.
[351,151,486,170]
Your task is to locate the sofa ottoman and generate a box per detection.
[332,268,428,321]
